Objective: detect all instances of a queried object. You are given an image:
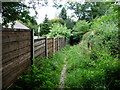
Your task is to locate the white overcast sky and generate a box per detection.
[27,0,59,24]
[25,0,85,24]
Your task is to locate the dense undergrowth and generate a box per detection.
[65,45,120,89]
[8,47,69,89]
[65,5,120,89]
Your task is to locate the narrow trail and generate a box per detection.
[58,57,67,89]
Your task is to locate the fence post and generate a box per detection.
[31,30,34,65]
[64,37,66,46]
[57,37,59,51]
[0,15,2,90]
[45,37,48,58]
[62,37,64,48]
[65,37,67,46]
[52,38,55,53]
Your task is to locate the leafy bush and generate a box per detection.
[73,20,90,35]
[82,5,119,57]
[47,23,71,38]
[64,18,76,29]
[70,20,90,45]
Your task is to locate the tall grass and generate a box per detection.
[64,44,120,89]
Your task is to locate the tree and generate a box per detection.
[70,20,90,45]
[47,23,71,38]
[59,7,67,20]
[40,17,66,36]
[2,0,48,26]
[2,2,30,26]
[64,17,76,29]
[43,14,49,23]
[67,2,110,21]
[87,2,110,21]
[19,16,39,35]
[40,14,51,36]
[50,18,64,25]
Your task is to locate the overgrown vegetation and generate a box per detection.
[65,45,120,89]
[8,2,120,89]
[65,4,120,89]
[70,20,90,45]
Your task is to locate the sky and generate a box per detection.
[27,0,59,24]
[25,0,85,24]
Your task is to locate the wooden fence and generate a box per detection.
[1,28,33,89]
[34,37,67,58]
[1,28,67,89]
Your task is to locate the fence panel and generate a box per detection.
[2,28,32,89]
[34,38,46,58]
[58,37,64,50]
[47,38,53,57]
[54,38,58,52]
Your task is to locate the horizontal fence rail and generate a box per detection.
[1,28,67,89]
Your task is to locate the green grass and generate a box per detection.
[64,43,120,89]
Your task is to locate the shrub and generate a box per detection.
[73,20,90,35]
[70,20,90,45]
[47,23,71,38]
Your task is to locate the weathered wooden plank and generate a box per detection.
[2,32,31,43]
[3,58,31,81]
[34,52,45,58]
[35,45,45,50]
[2,46,31,65]
[34,44,45,52]
[2,52,31,77]
[34,47,45,55]
[2,57,31,89]
[34,49,45,58]
[34,38,45,41]
[2,28,30,31]
[2,29,32,90]
[34,40,45,47]
[2,40,31,54]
